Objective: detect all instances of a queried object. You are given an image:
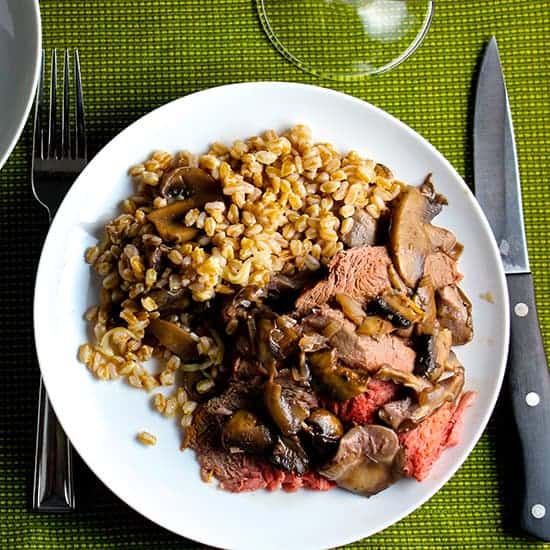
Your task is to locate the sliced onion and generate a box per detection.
[100,327,138,356]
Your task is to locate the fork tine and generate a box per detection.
[61,50,70,158]
[33,50,45,160]
[47,49,58,159]
[74,50,86,160]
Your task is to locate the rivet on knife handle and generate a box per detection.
[507,273,550,541]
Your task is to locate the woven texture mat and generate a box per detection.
[1,1,549,548]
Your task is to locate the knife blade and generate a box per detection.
[474,36,550,541]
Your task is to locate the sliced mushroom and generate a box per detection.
[414,275,437,335]
[309,350,370,401]
[149,318,198,360]
[148,288,190,314]
[299,332,328,353]
[264,378,309,436]
[341,208,378,248]
[335,293,366,325]
[448,241,464,261]
[375,163,394,179]
[268,315,300,360]
[378,397,416,431]
[389,186,431,288]
[270,435,309,474]
[145,243,170,272]
[267,271,316,295]
[159,166,220,198]
[221,409,274,454]
[370,290,424,329]
[425,225,457,255]
[319,425,403,496]
[147,200,200,243]
[221,285,267,322]
[302,408,344,461]
[387,263,409,293]
[417,367,464,411]
[375,365,432,394]
[437,285,473,345]
[389,180,453,288]
[380,367,465,430]
[414,328,452,382]
[419,173,448,220]
[356,315,395,337]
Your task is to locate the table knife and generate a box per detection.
[474,36,550,541]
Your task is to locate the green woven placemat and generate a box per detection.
[1,0,549,548]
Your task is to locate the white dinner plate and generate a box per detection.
[0,0,41,171]
[34,82,509,550]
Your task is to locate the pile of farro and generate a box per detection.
[78,125,403,442]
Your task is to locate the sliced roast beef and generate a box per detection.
[399,390,475,480]
[205,380,262,416]
[325,379,398,426]
[342,209,378,248]
[423,252,462,289]
[296,246,391,314]
[303,306,415,373]
[437,285,473,345]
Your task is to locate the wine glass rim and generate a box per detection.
[256,0,435,80]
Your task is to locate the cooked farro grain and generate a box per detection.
[137,431,157,446]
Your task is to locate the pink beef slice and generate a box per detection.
[296,246,391,313]
[399,391,476,481]
[303,306,415,373]
[326,379,399,425]
[424,252,463,289]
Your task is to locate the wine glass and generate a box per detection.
[257,0,434,79]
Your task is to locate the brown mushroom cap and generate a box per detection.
[309,349,370,401]
[147,288,190,315]
[380,367,465,430]
[149,318,198,360]
[221,409,274,454]
[147,200,200,243]
[270,435,309,474]
[389,182,455,289]
[437,285,473,345]
[159,166,219,198]
[264,378,309,436]
[389,186,432,288]
[319,425,403,496]
[375,365,432,394]
[148,168,223,242]
[414,275,437,335]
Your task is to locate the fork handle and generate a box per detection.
[33,376,75,511]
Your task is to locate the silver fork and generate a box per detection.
[32,49,87,511]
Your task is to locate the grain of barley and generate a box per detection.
[182,400,198,415]
[141,171,159,186]
[176,387,188,406]
[153,393,166,413]
[340,217,354,235]
[197,379,215,394]
[180,414,193,428]
[160,369,175,386]
[164,397,177,417]
[137,431,157,446]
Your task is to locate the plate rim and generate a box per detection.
[0,0,42,171]
[33,81,510,549]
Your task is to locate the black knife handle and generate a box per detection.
[507,273,550,541]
